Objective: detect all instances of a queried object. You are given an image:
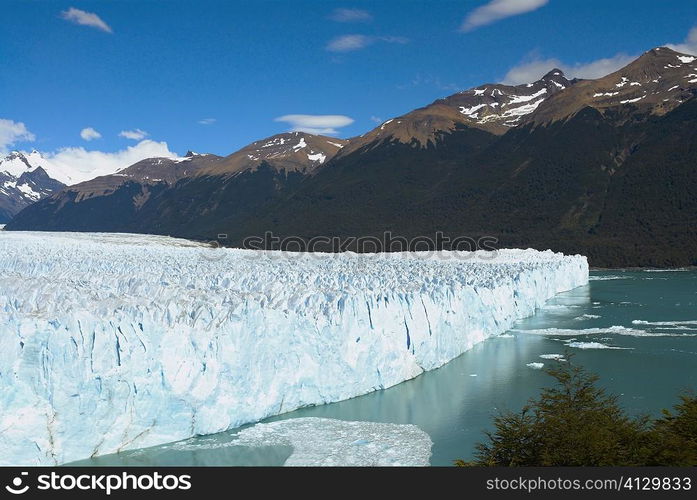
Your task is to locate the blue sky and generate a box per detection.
[2,0,697,171]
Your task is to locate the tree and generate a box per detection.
[644,393,697,466]
[459,355,671,466]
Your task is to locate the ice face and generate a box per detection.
[0,231,588,465]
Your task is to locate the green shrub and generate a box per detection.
[459,356,696,466]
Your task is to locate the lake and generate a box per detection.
[72,270,697,466]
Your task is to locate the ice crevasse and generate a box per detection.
[0,232,588,465]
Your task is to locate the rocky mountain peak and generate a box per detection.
[529,46,697,126]
[542,68,566,80]
[200,132,349,176]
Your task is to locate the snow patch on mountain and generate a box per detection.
[307,152,327,163]
[292,137,308,151]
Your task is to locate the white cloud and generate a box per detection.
[397,74,461,92]
[502,53,636,85]
[80,127,102,141]
[119,129,148,140]
[274,114,355,135]
[370,115,383,123]
[329,8,373,23]
[0,119,35,153]
[197,118,216,125]
[461,0,548,32]
[667,26,697,55]
[326,34,408,52]
[38,140,179,185]
[60,7,113,33]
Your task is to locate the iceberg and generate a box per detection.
[0,231,588,465]
[169,417,434,467]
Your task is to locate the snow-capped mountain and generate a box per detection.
[4,133,346,234]
[338,68,572,154]
[0,151,65,222]
[202,132,348,176]
[530,47,697,125]
[8,46,697,266]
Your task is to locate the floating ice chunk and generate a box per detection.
[566,342,631,350]
[632,319,697,326]
[526,362,545,369]
[539,354,565,360]
[518,326,697,337]
[231,418,433,467]
[573,314,601,321]
[643,268,690,272]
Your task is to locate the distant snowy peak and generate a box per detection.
[0,150,46,178]
[202,132,349,176]
[0,149,88,186]
[0,151,66,222]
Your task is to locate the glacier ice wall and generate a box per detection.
[0,232,588,465]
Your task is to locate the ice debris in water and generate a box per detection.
[231,418,432,466]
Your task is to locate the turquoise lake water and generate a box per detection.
[73,270,697,466]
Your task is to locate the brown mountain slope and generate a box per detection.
[200,132,348,177]
[530,47,697,125]
[338,69,572,155]
[63,152,223,203]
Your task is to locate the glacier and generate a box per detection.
[0,231,588,466]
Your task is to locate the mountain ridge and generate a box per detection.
[7,46,697,267]
[0,151,66,222]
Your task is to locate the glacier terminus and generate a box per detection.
[0,231,588,465]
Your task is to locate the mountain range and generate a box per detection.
[6,47,697,267]
[0,151,66,222]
